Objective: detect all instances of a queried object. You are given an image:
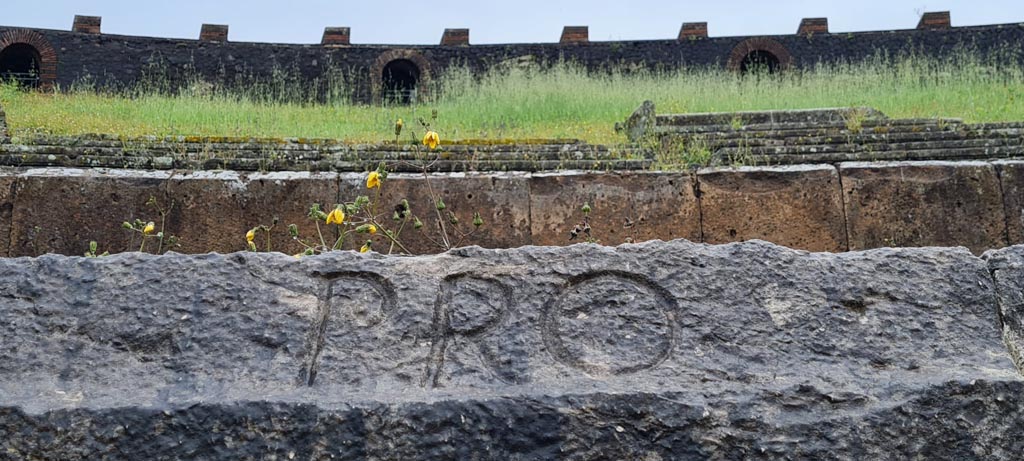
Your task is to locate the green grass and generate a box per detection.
[2,52,1023,144]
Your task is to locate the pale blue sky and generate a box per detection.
[3,1,1023,45]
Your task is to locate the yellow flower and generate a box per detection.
[245,229,256,242]
[325,207,345,225]
[366,171,381,189]
[142,222,155,235]
[359,242,371,253]
[367,224,377,234]
[423,131,440,149]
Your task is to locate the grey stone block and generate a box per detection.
[0,240,1021,459]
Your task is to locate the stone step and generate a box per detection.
[719,137,1024,157]
[654,118,962,137]
[722,146,1024,165]
[655,107,887,127]
[697,129,974,148]
[0,153,651,172]
[20,133,585,147]
[18,137,597,154]
[0,143,636,163]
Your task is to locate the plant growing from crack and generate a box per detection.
[283,113,485,256]
[121,196,179,254]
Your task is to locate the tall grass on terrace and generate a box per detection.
[1,51,1022,144]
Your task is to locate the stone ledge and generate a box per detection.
[3,161,1024,256]
[0,241,1021,458]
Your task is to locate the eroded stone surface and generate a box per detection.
[166,171,340,254]
[529,171,700,246]
[8,168,171,257]
[348,172,532,254]
[995,160,1024,245]
[841,161,1007,253]
[983,245,1024,375]
[0,240,1021,459]
[0,169,15,256]
[698,164,848,251]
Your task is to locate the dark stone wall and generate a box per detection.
[1,23,1023,103]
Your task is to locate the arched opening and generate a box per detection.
[739,50,780,75]
[0,43,41,87]
[382,59,420,104]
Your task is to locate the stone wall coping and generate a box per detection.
[839,160,996,168]
[698,164,837,174]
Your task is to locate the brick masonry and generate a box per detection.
[559,26,588,44]
[322,27,350,46]
[200,24,229,42]
[678,22,708,40]
[918,11,952,30]
[72,15,101,34]
[440,29,469,46]
[1,161,1023,256]
[797,18,828,36]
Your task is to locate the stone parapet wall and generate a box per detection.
[2,160,1024,257]
[1,241,1023,458]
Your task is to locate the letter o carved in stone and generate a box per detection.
[542,271,677,376]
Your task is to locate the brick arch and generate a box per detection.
[726,37,793,73]
[0,29,58,90]
[371,49,432,103]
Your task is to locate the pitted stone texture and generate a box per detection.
[840,161,1007,254]
[166,171,340,255]
[529,171,700,246]
[0,241,1021,459]
[698,165,848,252]
[8,168,171,257]
[983,245,1024,374]
[0,169,15,256]
[994,161,1024,245]
[340,172,531,255]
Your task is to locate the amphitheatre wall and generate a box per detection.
[0,12,1022,101]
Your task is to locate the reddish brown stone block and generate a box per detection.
[529,172,700,247]
[165,171,339,255]
[698,165,847,252]
[339,172,531,255]
[8,169,171,256]
[322,27,350,45]
[993,161,1024,245]
[840,161,1006,254]
[797,18,828,36]
[917,11,951,30]
[560,26,588,44]
[440,28,469,46]
[200,24,229,42]
[678,22,708,40]
[0,169,16,256]
[72,15,102,34]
